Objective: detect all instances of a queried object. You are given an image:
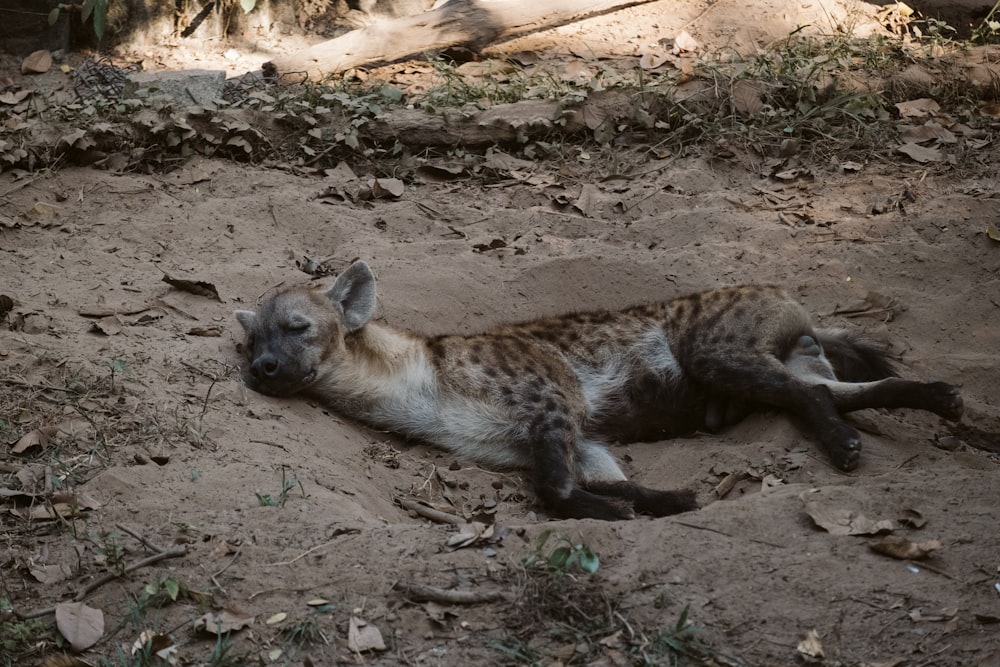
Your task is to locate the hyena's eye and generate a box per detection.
[283,320,310,333]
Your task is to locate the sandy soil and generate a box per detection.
[2,1,999,665]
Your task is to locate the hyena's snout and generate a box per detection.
[245,351,316,396]
[249,352,281,380]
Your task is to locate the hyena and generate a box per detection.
[235,261,963,521]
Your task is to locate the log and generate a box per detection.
[263,0,657,81]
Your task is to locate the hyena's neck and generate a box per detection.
[313,322,436,427]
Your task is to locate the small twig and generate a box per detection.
[0,377,70,393]
[115,523,166,553]
[264,530,360,567]
[396,497,464,526]
[75,546,187,601]
[910,560,956,580]
[673,520,786,549]
[392,581,511,604]
[212,550,241,579]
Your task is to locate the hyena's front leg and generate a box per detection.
[574,441,699,517]
[690,351,865,470]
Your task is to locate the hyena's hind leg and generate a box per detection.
[575,440,698,518]
[689,344,866,470]
[788,333,964,421]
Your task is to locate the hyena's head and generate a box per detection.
[235,261,377,397]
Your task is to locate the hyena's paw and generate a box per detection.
[558,490,635,521]
[634,489,699,517]
[822,423,863,471]
[926,382,963,421]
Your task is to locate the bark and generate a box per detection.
[263,0,657,81]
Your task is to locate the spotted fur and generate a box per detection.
[235,261,963,521]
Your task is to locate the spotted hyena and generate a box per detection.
[235,261,963,521]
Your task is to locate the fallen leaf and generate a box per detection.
[0,89,32,105]
[900,121,956,144]
[797,628,824,658]
[306,598,330,607]
[732,80,764,117]
[897,142,942,163]
[39,656,95,667]
[672,30,701,54]
[369,178,404,199]
[639,50,668,69]
[162,274,222,302]
[265,612,287,625]
[196,606,254,634]
[897,508,927,529]
[55,602,105,652]
[987,223,1000,242]
[91,315,124,336]
[22,50,53,74]
[30,562,75,584]
[347,615,386,653]
[870,535,942,560]
[12,425,58,454]
[800,489,896,536]
[895,98,940,119]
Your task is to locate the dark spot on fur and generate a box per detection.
[485,367,498,378]
[747,336,758,347]
[550,416,568,430]
[545,399,557,411]
[470,355,481,365]
[528,392,542,403]
[725,333,735,344]
[754,314,765,326]
[732,305,746,319]
[500,364,515,377]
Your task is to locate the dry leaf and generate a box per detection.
[12,425,58,454]
[895,98,940,119]
[900,121,956,144]
[55,602,105,652]
[196,606,254,634]
[897,508,927,529]
[800,489,896,536]
[639,50,668,69]
[987,223,1000,242]
[39,656,95,667]
[732,80,764,117]
[0,89,32,105]
[897,142,942,163]
[30,562,75,584]
[369,178,404,199]
[161,274,222,302]
[672,30,700,54]
[265,612,287,625]
[22,50,53,74]
[869,535,942,560]
[91,315,124,336]
[797,628,824,658]
[347,615,386,653]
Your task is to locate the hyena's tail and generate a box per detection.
[815,328,898,382]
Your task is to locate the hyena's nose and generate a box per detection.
[251,353,281,379]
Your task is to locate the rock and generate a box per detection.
[123,69,227,108]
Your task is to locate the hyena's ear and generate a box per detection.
[235,310,257,334]
[327,261,376,332]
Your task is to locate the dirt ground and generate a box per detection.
[2,0,1000,665]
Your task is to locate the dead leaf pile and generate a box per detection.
[894,97,988,164]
